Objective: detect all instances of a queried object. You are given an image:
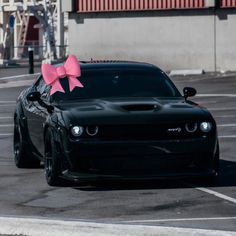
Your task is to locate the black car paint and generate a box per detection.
[14,62,219,183]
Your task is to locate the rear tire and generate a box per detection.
[14,117,40,168]
[44,129,63,186]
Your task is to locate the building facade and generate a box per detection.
[0,0,67,63]
[63,0,236,72]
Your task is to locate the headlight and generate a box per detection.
[71,126,84,137]
[200,122,212,133]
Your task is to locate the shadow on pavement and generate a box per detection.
[73,160,236,191]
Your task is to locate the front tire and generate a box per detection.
[44,129,63,186]
[213,142,220,175]
[204,142,220,185]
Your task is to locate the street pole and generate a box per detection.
[28,47,34,74]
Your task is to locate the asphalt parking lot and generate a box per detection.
[0,68,235,234]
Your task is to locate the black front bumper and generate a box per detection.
[60,137,218,181]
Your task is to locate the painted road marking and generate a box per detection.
[0,117,12,119]
[0,101,15,103]
[0,80,35,89]
[209,107,236,111]
[0,104,15,106]
[122,216,236,223]
[197,94,236,97]
[0,124,13,127]
[219,135,236,138]
[215,115,236,118]
[0,216,235,236]
[195,187,236,204]
[0,133,12,136]
[0,73,40,81]
[217,124,236,127]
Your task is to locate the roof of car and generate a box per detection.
[54,60,161,71]
[81,60,158,69]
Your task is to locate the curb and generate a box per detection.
[169,69,205,76]
[0,216,235,236]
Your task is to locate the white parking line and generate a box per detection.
[0,80,34,89]
[197,94,236,97]
[219,135,236,138]
[122,216,236,223]
[0,117,12,119]
[0,73,40,81]
[209,107,236,111]
[0,133,12,136]
[0,101,15,103]
[0,104,15,106]
[217,124,236,127]
[0,124,13,127]
[195,187,236,204]
[215,115,236,118]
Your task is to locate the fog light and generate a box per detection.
[71,126,84,137]
[200,122,212,133]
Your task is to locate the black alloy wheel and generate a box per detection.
[213,142,220,173]
[203,142,220,185]
[14,117,40,168]
[13,120,22,167]
[44,129,63,186]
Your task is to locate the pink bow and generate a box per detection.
[41,55,84,95]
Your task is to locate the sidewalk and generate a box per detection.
[0,59,42,69]
[0,58,65,69]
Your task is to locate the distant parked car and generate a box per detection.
[13,60,219,186]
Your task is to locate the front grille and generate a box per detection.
[83,124,205,140]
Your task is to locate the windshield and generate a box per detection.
[52,68,181,101]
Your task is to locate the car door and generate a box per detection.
[23,76,51,157]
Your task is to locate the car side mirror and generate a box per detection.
[183,87,197,100]
[27,91,41,102]
[27,91,54,113]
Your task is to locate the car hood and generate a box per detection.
[55,97,213,126]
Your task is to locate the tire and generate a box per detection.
[14,117,41,168]
[203,142,220,185]
[213,141,220,175]
[44,129,63,186]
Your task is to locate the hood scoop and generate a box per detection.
[121,104,158,111]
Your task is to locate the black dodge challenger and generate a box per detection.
[14,61,219,186]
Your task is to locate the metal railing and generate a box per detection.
[3,41,68,60]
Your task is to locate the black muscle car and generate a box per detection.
[14,61,219,186]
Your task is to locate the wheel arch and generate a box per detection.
[43,122,62,154]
